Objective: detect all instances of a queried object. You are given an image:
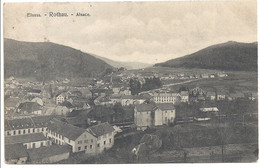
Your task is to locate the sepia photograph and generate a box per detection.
[1,0,258,165]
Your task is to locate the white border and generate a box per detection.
[1,0,259,168]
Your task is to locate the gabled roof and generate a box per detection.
[47,118,86,141]
[87,122,114,137]
[5,133,47,145]
[17,102,42,113]
[156,103,175,111]
[135,104,156,112]
[5,116,55,131]
[5,144,28,160]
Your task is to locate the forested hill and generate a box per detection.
[4,38,114,80]
[154,41,257,71]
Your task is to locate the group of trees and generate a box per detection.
[129,77,162,95]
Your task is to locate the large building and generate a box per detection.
[4,116,55,137]
[153,92,181,104]
[134,103,176,130]
[47,119,115,154]
[86,122,115,154]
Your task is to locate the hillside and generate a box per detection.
[92,54,152,70]
[155,41,257,71]
[4,38,114,81]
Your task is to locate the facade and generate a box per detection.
[134,103,176,130]
[153,92,180,104]
[17,102,43,115]
[47,118,96,153]
[5,133,51,149]
[180,91,189,102]
[56,93,66,104]
[4,116,54,137]
[86,122,115,154]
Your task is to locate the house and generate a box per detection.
[55,93,67,104]
[121,95,134,106]
[4,116,55,137]
[17,102,43,115]
[216,90,226,101]
[155,103,176,126]
[27,144,71,163]
[5,133,51,149]
[180,91,189,102]
[201,74,209,78]
[5,144,28,164]
[47,118,97,153]
[206,91,216,101]
[134,103,176,130]
[66,109,91,128]
[86,122,115,154]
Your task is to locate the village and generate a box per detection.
[4,68,258,164]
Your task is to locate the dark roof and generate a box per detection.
[5,116,55,131]
[87,122,114,137]
[67,109,91,118]
[121,95,134,99]
[17,102,42,113]
[156,103,175,111]
[60,101,73,108]
[47,118,86,141]
[27,144,71,162]
[135,104,156,112]
[5,144,28,160]
[28,89,41,93]
[5,133,47,145]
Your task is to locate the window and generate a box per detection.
[18,130,21,134]
[23,130,26,134]
[97,143,100,147]
[42,128,44,131]
[7,131,10,136]
[68,139,71,143]
[40,142,44,147]
[104,141,106,145]
[109,138,112,143]
[32,128,35,133]
[24,144,27,149]
[91,139,93,143]
[32,143,36,148]
[78,147,81,151]
[90,145,93,149]
[85,146,87,150]
[13,131,16,135]
[28,129,30,133]
[78,141,82,144]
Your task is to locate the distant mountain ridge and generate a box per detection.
[92,54,152,70]
[155,41,257,71]
[4,38,114,80]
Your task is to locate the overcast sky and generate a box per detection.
[4,1,257,64]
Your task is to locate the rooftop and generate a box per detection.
[135,103,156,112]
[27,144,71,162]
[156,103,175,111]
[5,144,28,160]
[48,118,86,141]
[87,122,114,137]
[5,133,47,145]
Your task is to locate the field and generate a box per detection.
[169,70,257,93]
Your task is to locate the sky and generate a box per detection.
[3,1,257,64]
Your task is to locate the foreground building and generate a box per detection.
[134,103,176,130]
